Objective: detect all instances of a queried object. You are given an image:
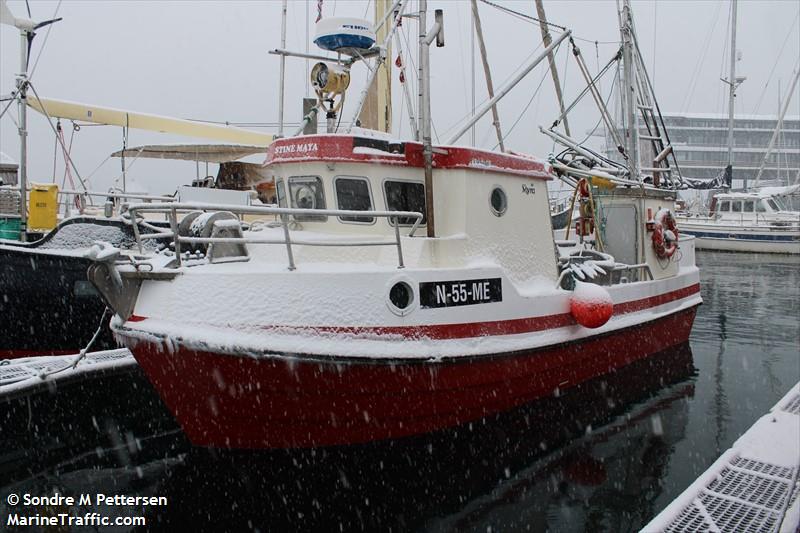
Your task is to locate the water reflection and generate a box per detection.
[2,343,695,532]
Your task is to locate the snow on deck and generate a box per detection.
[0,349,136,398]
[643,382,800,532]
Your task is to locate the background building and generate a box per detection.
[662,113,799,190]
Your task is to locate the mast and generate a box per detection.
[534,0,570,137]
[620,0,639,179]
[418,1,443,238]
[17,28,29,239]
[725,0,738,188]
[358,0,392,132]
[277,0,287,137]
[417,1,426,140]
[753,68,800,187]
[470,0,504,152]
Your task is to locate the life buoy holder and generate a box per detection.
[652,210,679,259]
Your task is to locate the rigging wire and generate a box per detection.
[575,68,620,147]
[492,61,550,150]
[680,0,723,113]
[477,0,620,45]
[652,0,657,88]
[750,11,799,115]
[551,40,571,153]
[478,0,566,31]
[439,39,546,141]
[28,0,62,81]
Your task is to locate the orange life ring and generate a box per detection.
[652,210,679,259]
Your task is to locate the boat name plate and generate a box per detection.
[419,278,502,309]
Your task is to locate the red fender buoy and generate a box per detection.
[570,281,613,328]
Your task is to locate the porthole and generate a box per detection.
[386,279,416,316]
[489,186,507,217]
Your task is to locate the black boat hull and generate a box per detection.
[0,217,152,358]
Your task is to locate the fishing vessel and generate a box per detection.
[89,1,701,450]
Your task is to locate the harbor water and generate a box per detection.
[1,250,798,532]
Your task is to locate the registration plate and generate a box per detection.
[419,278,502,309]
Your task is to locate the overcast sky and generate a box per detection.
[1,0,798,194]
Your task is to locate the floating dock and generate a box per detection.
[644,382,800,532]
[0,348,135,400]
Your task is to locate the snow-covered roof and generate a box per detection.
[755,184,800,197]
[0,152,18,167]
[663,112,800,122]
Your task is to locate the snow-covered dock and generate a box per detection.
[0,349,136,400]
[643,382,800,532]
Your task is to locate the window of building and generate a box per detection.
[334,176,374,224]
[384,180,427,226]
[288,176,327,221]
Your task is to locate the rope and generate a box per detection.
[315,0,323,23]
[56,121,82,210]
[27,81,91,194]
[52,123,58,184]
[38,308,110,379]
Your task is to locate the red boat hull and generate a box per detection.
[126,306,698,449]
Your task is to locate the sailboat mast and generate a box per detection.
[753,68,800,187]
[726,0,738,185]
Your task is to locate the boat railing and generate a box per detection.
[58,188,176,218]
[125,202,424,270]
[715,211,800,228]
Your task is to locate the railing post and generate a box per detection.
[170,206,182,267]
[394,217,405,268]
[130,208,143,254]
[281,213,296,271]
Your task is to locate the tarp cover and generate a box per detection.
[111,144,267,163]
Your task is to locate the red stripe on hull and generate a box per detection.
[126,306,698,449]
[126,283,701,340]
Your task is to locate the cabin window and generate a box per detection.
[743,200,754,212]
[384,180,427,226]
[756,200,767,212]
[767,199,780,211]
[276,179,287,208]
[731,201,742,213]
[489,186,507,216]
[288,176,327,221]
[719,201,730,212]
[334,176,374,224]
